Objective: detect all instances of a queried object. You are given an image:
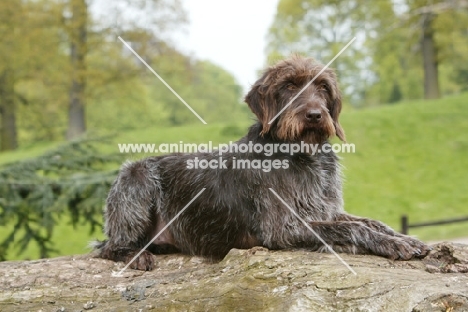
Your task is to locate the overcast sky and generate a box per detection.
[176,0,279,93]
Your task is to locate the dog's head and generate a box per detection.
[245,55,345,144]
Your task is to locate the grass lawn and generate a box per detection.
[1,93,468,260]
[340,93,468,240]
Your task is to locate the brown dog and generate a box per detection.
[94,55,430,270]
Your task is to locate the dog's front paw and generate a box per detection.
[401,236,431,259]
[127,250,155,271]
[378,237,430,260]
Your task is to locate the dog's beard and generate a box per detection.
[276,112,336,145]
[300,127,334,145]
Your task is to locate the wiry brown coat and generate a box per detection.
[94,56,430,270]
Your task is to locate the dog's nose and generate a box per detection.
[305,109,322,122]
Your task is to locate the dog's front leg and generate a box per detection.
[301,221,430,260]
[335,213,404,237]
[334,213,431,256]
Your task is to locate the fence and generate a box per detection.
[400,215,468,235]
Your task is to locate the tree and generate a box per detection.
[150,52,244,125]
[267,0,468,105]
[0,1,22,151]
[366,0,425,104]
[62,0,187,140]
[0,138,123,260]
[0,69,16,151]
[66,0,88,139]
[0,0,62,150]
[190,60,244,123]
[421,11,440,99]
[1,0,244,147]
[395,0,468,99]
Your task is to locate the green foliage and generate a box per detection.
[9,23,246,145]
[0,138,123,260]
[0,0,63,150]
[1,0,203,148]
[369,0,468,102]
[138,52,245,126]
[189,60,245,123]
[268,0,468,105]
[82,58,248,134]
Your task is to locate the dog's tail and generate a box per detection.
[88,239,108,256]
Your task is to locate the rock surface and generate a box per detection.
[0,243,467,311]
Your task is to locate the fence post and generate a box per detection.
[401,215,408,235]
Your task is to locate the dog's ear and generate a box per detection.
[244,72,274,135]
[330,87,346,142]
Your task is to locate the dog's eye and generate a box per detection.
[286,83,297,90]
[318,83,329,93]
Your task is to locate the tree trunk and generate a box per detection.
[66,0,87,140]
[421,13,440,99]
[0,243,467,310]
[0,69,17,151]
